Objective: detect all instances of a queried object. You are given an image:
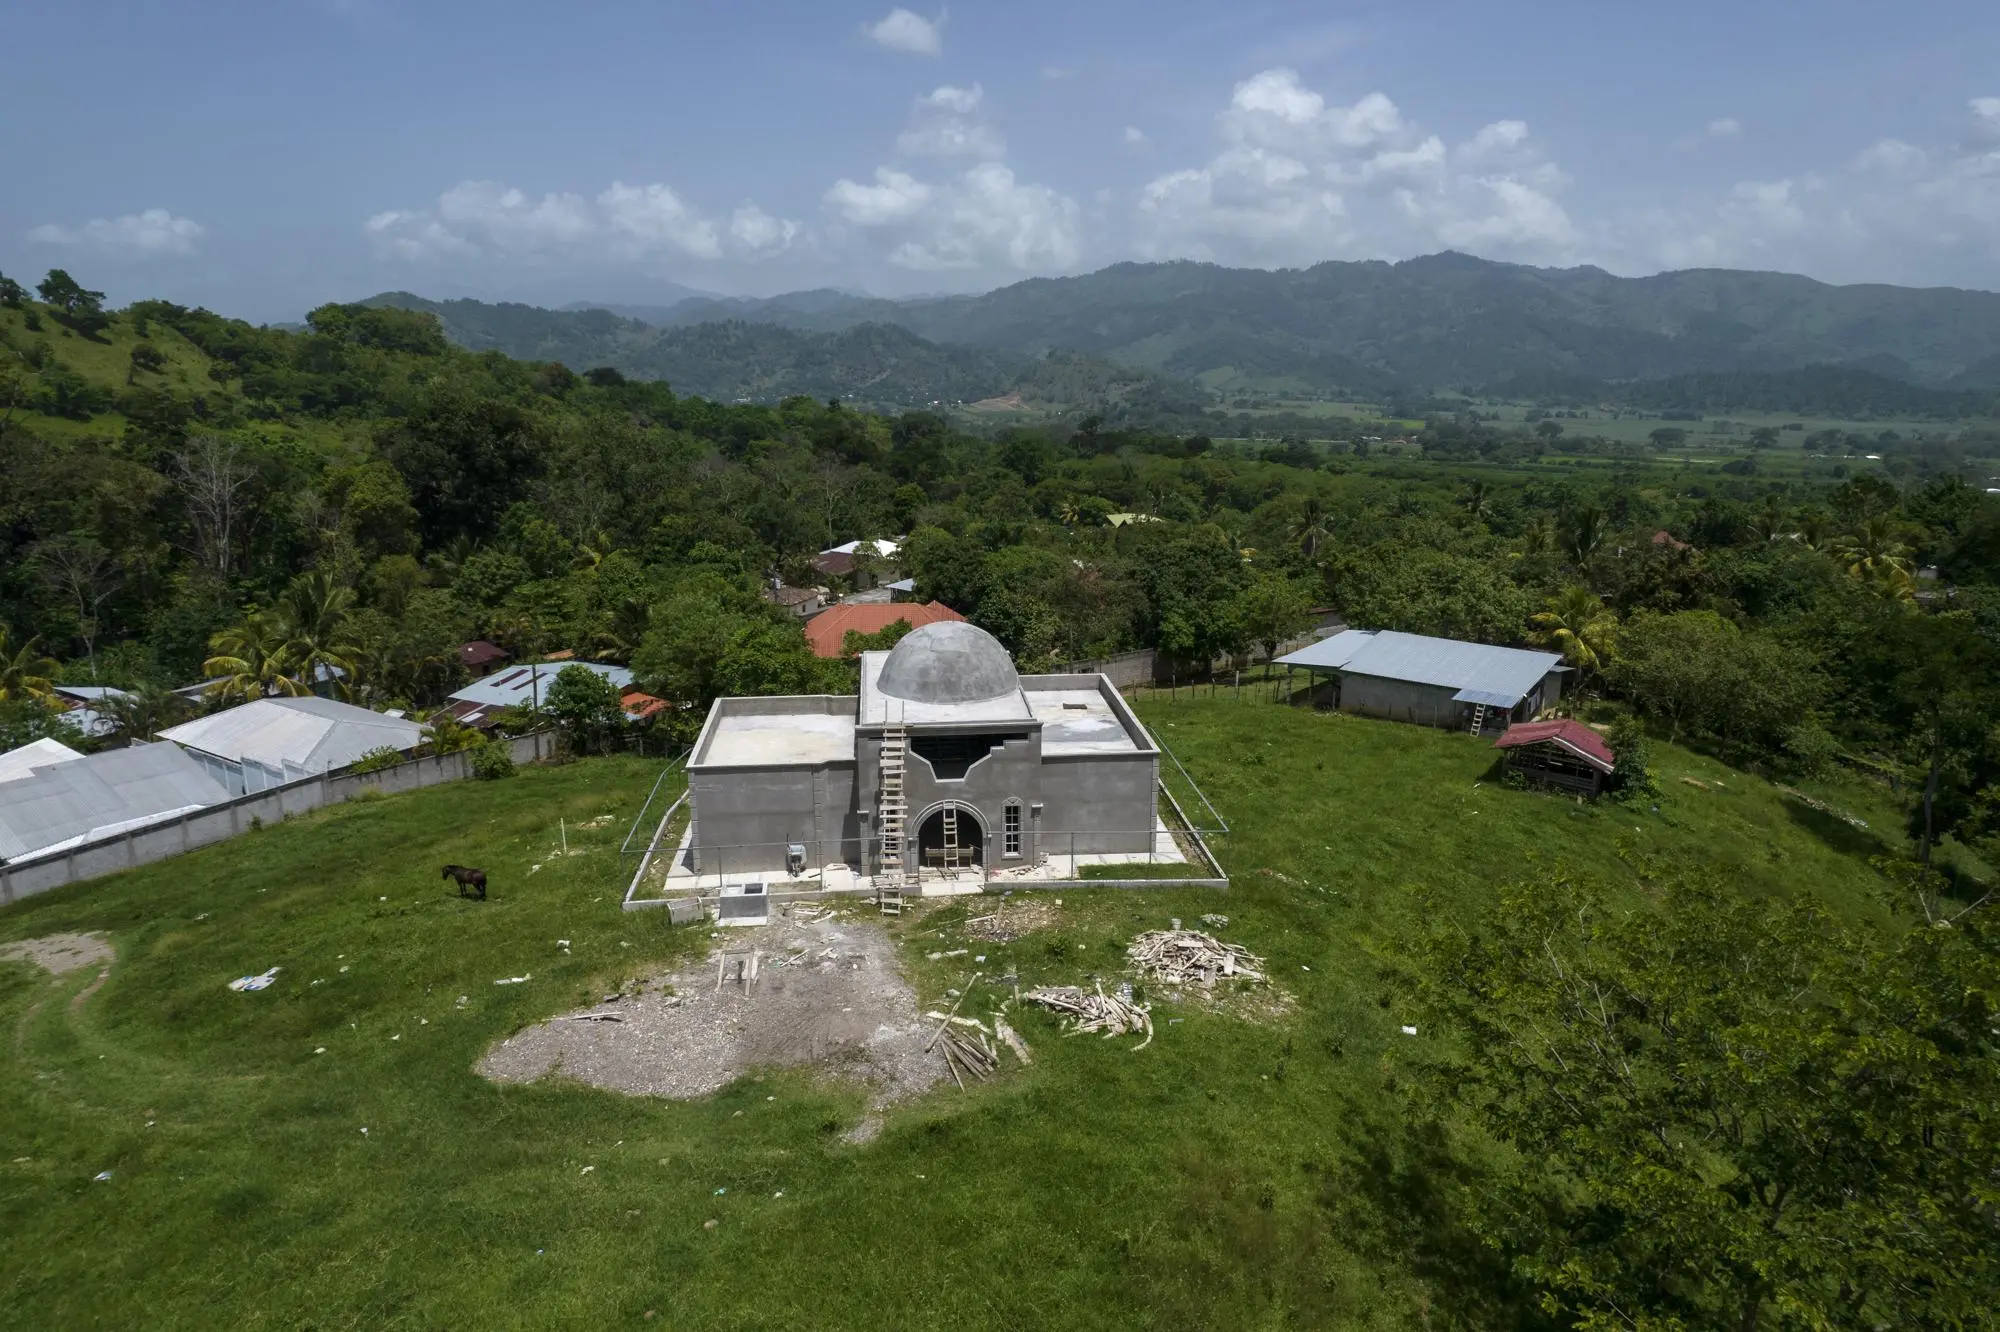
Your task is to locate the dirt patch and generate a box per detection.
[0,933,113,976]
[478,909,946,1129]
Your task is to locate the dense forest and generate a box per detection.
[4,265,2000,866]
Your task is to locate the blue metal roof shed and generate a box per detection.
[1276,629,1565,709]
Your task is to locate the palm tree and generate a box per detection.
[572,530,616,573]
[103,683,190,742]
[421,714,482,755]
[1796,509,1832,551]
[1458,481,1493,525]
[1291,498,1334,558]
[1529,586,1620,681]
[204,613,304,702]
[0,626,59,703]
[274,571,361,696]
[1056,497,1083,528]
[1520,515,1556,557]
[1561,506,1612,569]
[1828,516,1914,583]
[595,598,652,664]
[1747,495,1793,544]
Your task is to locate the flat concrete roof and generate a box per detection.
[702,710,856,768]
[1030,689,1140,755]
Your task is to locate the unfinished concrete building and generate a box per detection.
[678,621,1171,904]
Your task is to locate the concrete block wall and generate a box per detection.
[0,731,557,905]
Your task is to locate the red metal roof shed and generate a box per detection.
[1493,719,1616,773]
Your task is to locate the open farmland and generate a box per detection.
[0,707,1929,1328]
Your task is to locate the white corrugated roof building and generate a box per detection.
[0,742,231,864]
[158,697,424,794]
[0,737,84,785]
[439,661,633,727]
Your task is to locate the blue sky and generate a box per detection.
[4,0,1998,321]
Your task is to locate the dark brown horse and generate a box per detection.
[442,864,488,900]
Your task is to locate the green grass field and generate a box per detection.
[0,708,1913,1328]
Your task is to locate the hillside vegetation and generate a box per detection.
[365,291,1203,414]
[0,704,1967,1328]
[558,252,2000,394]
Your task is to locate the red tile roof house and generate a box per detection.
[1493,719,1616,797]
[804,601,964,658]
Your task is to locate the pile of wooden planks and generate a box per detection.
[1022,983,1154,1048]
[935,1026,999,1089]
[1126,929,1266,986]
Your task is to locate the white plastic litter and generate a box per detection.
[93,1170,113,1181]
[228,967,281,992]
[1400,1025,1418,1036]
[494,974,532,985]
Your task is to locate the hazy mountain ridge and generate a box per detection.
[564,253,2000,392]
[364,292,1196,413]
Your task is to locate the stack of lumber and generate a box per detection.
[1022,983,1154,1048]
[936,1026,999,1089]
[1126,929,1266,986]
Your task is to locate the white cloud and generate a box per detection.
[1642,97,2000,283]
[826,162,1080,273]
[731,203,804,254]
[896,84,1004,159]
[1707,117,1743,140]
[597,181,721,259]
[364,180,797,265]
[28,208,205,256]
[1138,68,1577,267]
[1123,126,1149,147]
[863,7,942,56]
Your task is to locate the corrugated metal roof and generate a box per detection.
[448,661,632,710]
[1495,720,1616,773]
[0,738,84,785]
[1276,629,1564,708]
[158,697,424,773]
[0,742,231,862]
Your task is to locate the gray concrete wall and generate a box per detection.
[687,762,859,876]
[1037,751,1160,854]
[1339,674,1467,728]
[0,731,555,905]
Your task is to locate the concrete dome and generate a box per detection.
[877,621,1020,705]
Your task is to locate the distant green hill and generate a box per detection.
[362,292,1205,415]
[516,253,2000,395]
[1481,365,2000,420]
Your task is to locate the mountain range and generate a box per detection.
[367,252,2000,410]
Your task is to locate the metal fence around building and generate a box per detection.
[0,731,557,905]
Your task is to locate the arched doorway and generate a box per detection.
[916,803,984,871]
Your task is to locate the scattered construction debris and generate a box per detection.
[935,1026,999,1088]
[227,967,281,992]
[1199,913,1229,928]
[962,896,1059,943]
[994,1017,1032,1064]
[1022,983,1154,1048]
[1127,930,1266,986]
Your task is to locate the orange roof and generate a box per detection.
[804,601,964,658]
[620,689,669,720]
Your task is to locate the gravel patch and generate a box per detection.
[0,932,114,976]
[478,911,945,1129]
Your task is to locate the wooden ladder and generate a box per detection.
[940,804,963,875]
[877,724,910,915]
[1469,703,1489,735]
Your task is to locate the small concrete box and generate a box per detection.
[664,897,704,926]
[718,882,770,927]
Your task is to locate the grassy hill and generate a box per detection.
[0,702,1923,1327]
[364,292,1204,416]
[540,253,2000,398]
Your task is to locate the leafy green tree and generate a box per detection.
[0,273,26,306]
[1233,574,1316,659]
[1334,547,1531,646]
[1648,425,1688,449]
[126,342,167,384]
[1410,871,2000,1332]
[36,268,103,316]
[1885,613,2000,864]
[545,664,624,754]
[1611,610,1821,756]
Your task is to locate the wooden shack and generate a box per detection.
[1493,719,1615,797]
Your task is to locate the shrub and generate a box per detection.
[1604,717,1657,803]
[348,746,406,774]
[469,740,516,781]
[1783,721,1842,780]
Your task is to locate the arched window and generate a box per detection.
[1002,799,1022,857]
